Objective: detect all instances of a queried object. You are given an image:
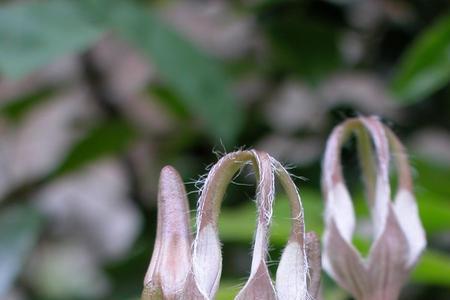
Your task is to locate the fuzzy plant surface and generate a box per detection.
[141,116,425,300]
[141,150,320,300]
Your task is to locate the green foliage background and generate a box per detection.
[0,0,449,299]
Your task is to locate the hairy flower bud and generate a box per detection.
[321,116,426,300]
[142,166,192,300]
[141,150,320,299]
[192,151,320,299]
[193,150,277,299]
[272,159,321,300]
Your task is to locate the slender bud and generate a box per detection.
[272,159,316,300]
[194,151,320,300]
[235,151,277,300]
[321,116,426,300]
[193,151,277,299]
[142,166,192,300]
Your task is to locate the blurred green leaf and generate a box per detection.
[219,189,324,246]
[0,205,43,296]
[259,3,341,81]
[0,1,103,79]
[410,158,450,233]
[417,191,450,234]
[413,250,450,286]
[148,85,191,120]
[52,119,136,177]
[104,1,242,145]
[353,190,450,235]
[104,239,150,300]
[0,88,54,122]
[322,274,349,300]
[391,14,450,103]
[216,280,241,300]
[0,0,242,144]
[414,158,450,198]
[220,185,450,241]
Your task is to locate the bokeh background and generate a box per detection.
[0,0,449,299]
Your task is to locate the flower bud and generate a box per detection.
[272,159,321,300]
[142,166,192,300]
[193,150,277,299]
[193,150,320,299]
[321,116,426,300]
[141,150,320,300]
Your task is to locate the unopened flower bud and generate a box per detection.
[321,116,426,300]
[194,151,277,299]
[193,150,320,299]
[272,159,321,300]
[142,166,192,300]
[142,150,320,300]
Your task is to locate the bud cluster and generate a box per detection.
[141,116,425,300]
[142,150,319,299]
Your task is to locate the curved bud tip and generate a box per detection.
[321,117,426,300]
[142,166,192,299]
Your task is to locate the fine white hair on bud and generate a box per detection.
[321,116,426,300]
[272,159,308,300]
[193,150,277,299]
[141,150,320,300]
